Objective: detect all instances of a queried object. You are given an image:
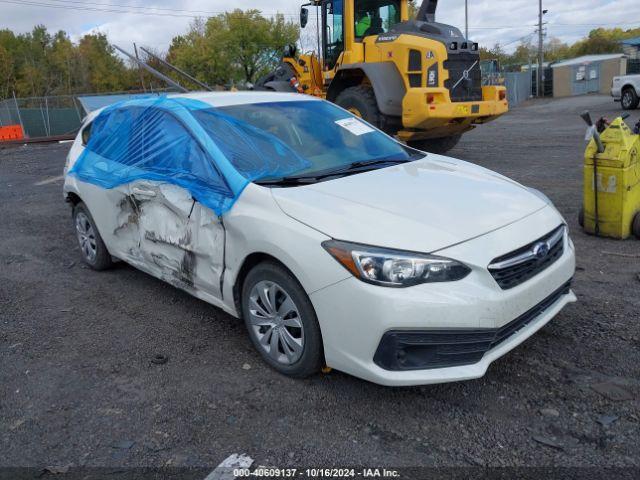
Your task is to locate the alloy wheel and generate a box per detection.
[622,91,632,109]
[75,212,97,262]
[248,280,304,365]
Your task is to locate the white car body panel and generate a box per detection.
[310,206,575,385]
[63,91,577,386]
[611,74,640,101]
[272,154,547,252]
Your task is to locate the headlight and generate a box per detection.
[322,240,471,287]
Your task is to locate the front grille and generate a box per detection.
[373,279,572,371]
[443,52,482,102]
[488,225,565,290]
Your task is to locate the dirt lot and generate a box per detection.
[1,94,639,471]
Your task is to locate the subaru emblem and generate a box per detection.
[532,242,549,259]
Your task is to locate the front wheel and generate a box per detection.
[621,88,639,110]
[335,85,381,127]
[407,135,462,154]
[241,261,323,378]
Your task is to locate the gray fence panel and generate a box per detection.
[505,72,531,107]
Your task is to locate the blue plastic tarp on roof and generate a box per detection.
[68,96,311,215]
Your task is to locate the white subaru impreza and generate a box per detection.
[63,92,576,386]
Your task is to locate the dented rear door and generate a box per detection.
[132,181,225,298]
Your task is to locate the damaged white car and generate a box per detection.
[63,92,576,386]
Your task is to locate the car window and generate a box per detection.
[76,105,232,204]
[354,0,401,40]
[196,101,413,181]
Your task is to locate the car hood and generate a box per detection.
[271,155,548,252]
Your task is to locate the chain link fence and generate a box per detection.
[0,94,85,138]
[0,90,171,141]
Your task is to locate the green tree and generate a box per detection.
[168,10,299,86]
[408,0,418,18]
[77,33,129,92]
[0,44,14,99]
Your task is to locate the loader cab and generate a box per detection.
[353,0,402,41]
[305,0,408,71]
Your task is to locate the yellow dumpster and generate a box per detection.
[581,115,640,239]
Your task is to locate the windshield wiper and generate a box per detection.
[254,176,320,186]
[345,157,412,169]
[254,157,413,187]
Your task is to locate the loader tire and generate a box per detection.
[335,86,381,129]
[632,212,640,239]
[407,135,462,154]
[578,207,585,228]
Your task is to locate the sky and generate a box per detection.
[1,0,638,54]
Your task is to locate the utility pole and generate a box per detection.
[537,0,544,97]
[465,0,469,39]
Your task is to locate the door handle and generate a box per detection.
[131,186,156,197]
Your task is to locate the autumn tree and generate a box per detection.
[168,10,299,86]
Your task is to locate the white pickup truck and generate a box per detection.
[612,74,640,109]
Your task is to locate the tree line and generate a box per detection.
[0,8,637,100]
[0,9,298,100]
[481,27,640,69]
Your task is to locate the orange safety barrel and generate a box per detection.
[0,124,25,141]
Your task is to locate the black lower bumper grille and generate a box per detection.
[373,279,572,371]
[488,225,565,290]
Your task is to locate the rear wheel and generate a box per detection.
[72,202,113,270]
[621,87,639,110]
[241,261,323,378]
[407,135,462,154]
[335,85,381,128]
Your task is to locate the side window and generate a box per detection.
[130,109,230,195]
[324,0,344,70]
[354,1,401,40]
[81,121,93,146]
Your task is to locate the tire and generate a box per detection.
[578,207,584,228]
[632,212,640,239]
[72,202,113,270]
[407,135,462,154]
[621,87,639,110]
[241,261,323,378]
[335,85,381,128]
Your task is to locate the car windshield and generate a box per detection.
[192,100,418,184]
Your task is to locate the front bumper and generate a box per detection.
[400,86,509,136]
[373,279,572,371]
[310,207,576,386]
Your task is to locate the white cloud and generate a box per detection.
[1,0,637,54]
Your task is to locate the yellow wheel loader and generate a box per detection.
[255,0,508,153]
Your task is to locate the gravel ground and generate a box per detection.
[1,94,639,471]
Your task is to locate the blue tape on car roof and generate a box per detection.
[68,95,310,215]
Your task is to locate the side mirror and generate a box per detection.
[300,7,309,28]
